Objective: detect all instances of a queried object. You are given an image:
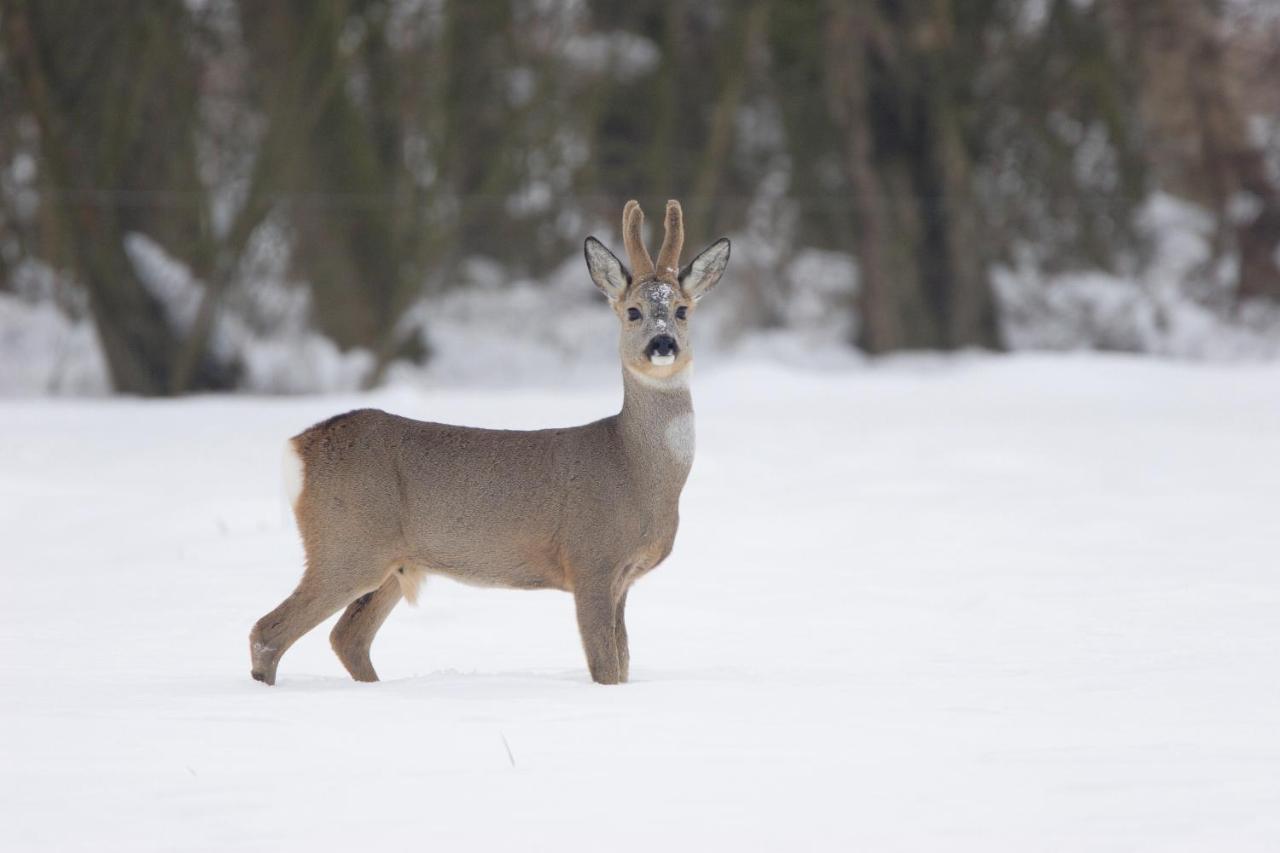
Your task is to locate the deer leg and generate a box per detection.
[614,589,630,683]
[249,563,384,685]
[330,574,403,682]
[574,580,622,685]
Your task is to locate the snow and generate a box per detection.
[561,31,660,81]
[995,194,1280,359]
[0,260,110,396]
[127,230,379,394]
[2,354,1279,850]
[126,233,205,335]
[0,292,109,395]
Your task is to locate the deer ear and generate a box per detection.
[679,238,730,301]
[584,237,630,302]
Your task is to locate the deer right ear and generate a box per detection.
[584,237,630,302]
[679,238,731,301]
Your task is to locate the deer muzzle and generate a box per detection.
[646,334,679,365]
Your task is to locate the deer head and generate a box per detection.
[584,199,731,382]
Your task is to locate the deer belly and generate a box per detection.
[411,534,569,591]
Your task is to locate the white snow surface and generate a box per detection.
[2,354,1279,850]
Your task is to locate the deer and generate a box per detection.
[249,199,730,686]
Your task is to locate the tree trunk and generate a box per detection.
[824,1,901,353]
[4,1,190,395]
[917,2,997,348]
[1110,0,1280,300]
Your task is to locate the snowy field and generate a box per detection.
[2,353,1278,851]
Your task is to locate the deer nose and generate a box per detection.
[646,335,678,358]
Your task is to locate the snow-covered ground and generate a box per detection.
[2,354,1278,850]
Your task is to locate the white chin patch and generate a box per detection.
[650,353,676,366]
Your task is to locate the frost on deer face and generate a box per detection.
[646,282,674,327]
[627,279,687,369]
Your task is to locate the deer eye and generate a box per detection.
[675,306,688,320]
[627,307,642,321]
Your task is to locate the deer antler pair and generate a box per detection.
[622,199,684,281]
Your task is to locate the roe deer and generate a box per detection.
[250,199,730,685]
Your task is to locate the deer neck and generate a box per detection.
[618,364,695,487]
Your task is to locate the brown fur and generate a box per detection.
[249,200,730,686]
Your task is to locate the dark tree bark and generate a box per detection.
[824,1,902,353]
[1109,0,1280,300]
[4,0,233,394]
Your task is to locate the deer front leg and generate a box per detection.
[614,589,630,683]
[574,580,622,685]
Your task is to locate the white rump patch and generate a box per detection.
[649,353,676,366]
[665,412,695,464]
[282,440,305,509]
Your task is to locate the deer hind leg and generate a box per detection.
[574,578,622,685]
[330,574,403,682]
[249,558,390,686]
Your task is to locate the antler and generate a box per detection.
[622,200,655,278]
[655,199,684,276]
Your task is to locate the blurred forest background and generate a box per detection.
[2,0,1279,395]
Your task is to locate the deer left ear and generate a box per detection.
[584,237,630,302]
[679,238,731,302]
